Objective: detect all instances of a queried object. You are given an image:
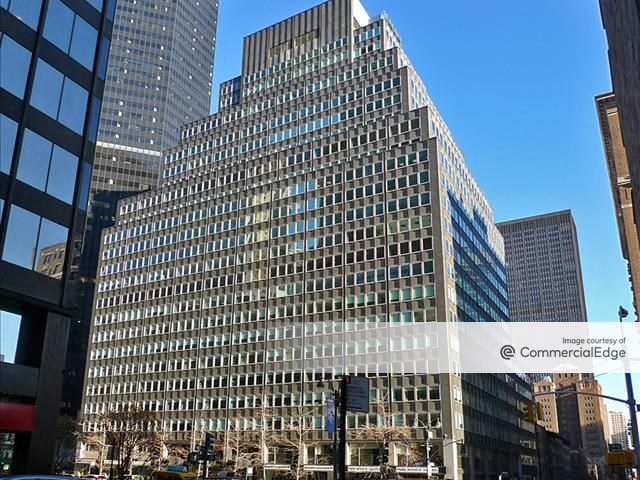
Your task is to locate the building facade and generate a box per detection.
[599,0,640,243]
[533,375,609,479]
[0,0,114,472]
[80,1,536,478]
[596,93,640,319]
[496,210,588,323]
[65,0,219,418]
[608,411,631,449]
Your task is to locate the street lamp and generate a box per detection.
[317,380,340,480]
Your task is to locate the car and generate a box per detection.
[4,476,79,480]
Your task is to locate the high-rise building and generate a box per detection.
[64,0,219,418]
[0,0,114,473]
[496,210,588,323]
[596,93,640,318]
[79,1,536,478]
[533,375,609,478]
[598,0,640,243]
[609,411,631,449]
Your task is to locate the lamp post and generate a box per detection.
[413,418,443,475]
[618,306,640,469]
[318,380,341,480]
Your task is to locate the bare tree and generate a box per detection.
[99,405,162,480]
[224,398,276,474]
[273,404,320,480]
[352,391,419,473]
[52,415,82,473]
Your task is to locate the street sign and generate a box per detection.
[348,466,381,473]
[304,465,333,472]
[264,464,291,471]
[325,398,336,433]
[345,375,369,413]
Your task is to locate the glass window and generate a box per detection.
[0,310,21,364]
[31,59,64,119]
[43,0,74,53]
[44,1,97,69]
[0,34,31,99]
[97,37,110,79]
[17,129,52,191]
[86,0,103,11]
[3,0,42,29]
[47,145,78,203]
[1,114,18,174]
[2,205,40,269]
[35,218,68,278]
[58,77,88,134]
[70,16,98,69]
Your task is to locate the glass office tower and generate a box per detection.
[0,0,114,473]
[80,1,536,478]
[66,0,219,419]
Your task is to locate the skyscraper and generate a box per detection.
[65,0,219,418]
[599,0,640,242]
[79,1,536,478]
[0,0,114,473]
[496,210,588,323]
[608,411,631,449]
[596,93,640,318]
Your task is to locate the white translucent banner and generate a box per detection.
[265,321,640,374]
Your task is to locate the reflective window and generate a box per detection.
[77,161,92,211]
[31,60,88,134]
[43,0,74,53]
[31,60,64,118]
[1,114,18,174]
[69,15,98,69]
[35,218,68,278]
[87,0,103,10]
[2,0,43,29]
[3,205,40,269]
[44,0,98,69]
[97,37,110,79]
[17,129,51,191]
[2,205,68,278]
[17,128,79,203]
[47,145,78,203]
[0,34,31,99]
[59,77,88,134]
[87,96,101,142]
[0,310,21,364]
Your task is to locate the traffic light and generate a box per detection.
[201,431,215,461]
[522,403,535,423]
[535,402,543,420]
[378,445,389,465]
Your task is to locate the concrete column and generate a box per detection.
[26,311,70,473]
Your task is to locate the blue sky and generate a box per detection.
[1,0,636,414]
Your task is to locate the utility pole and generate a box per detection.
[338,377,347,480]
[618,306,640,469]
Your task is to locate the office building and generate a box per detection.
[496,210,588,323]
[0,0,114,473]
[609,411,631,449]
[79,1,536,478]
[596,93,640,318]
[599,0,640,242]
[65,0,219,418]
[533,375,609,478]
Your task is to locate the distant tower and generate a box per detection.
[497,210,588,322]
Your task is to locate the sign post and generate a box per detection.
[338,376,370,480]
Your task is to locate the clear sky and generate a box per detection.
[209,0,638,412]
[1,0,636,418]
